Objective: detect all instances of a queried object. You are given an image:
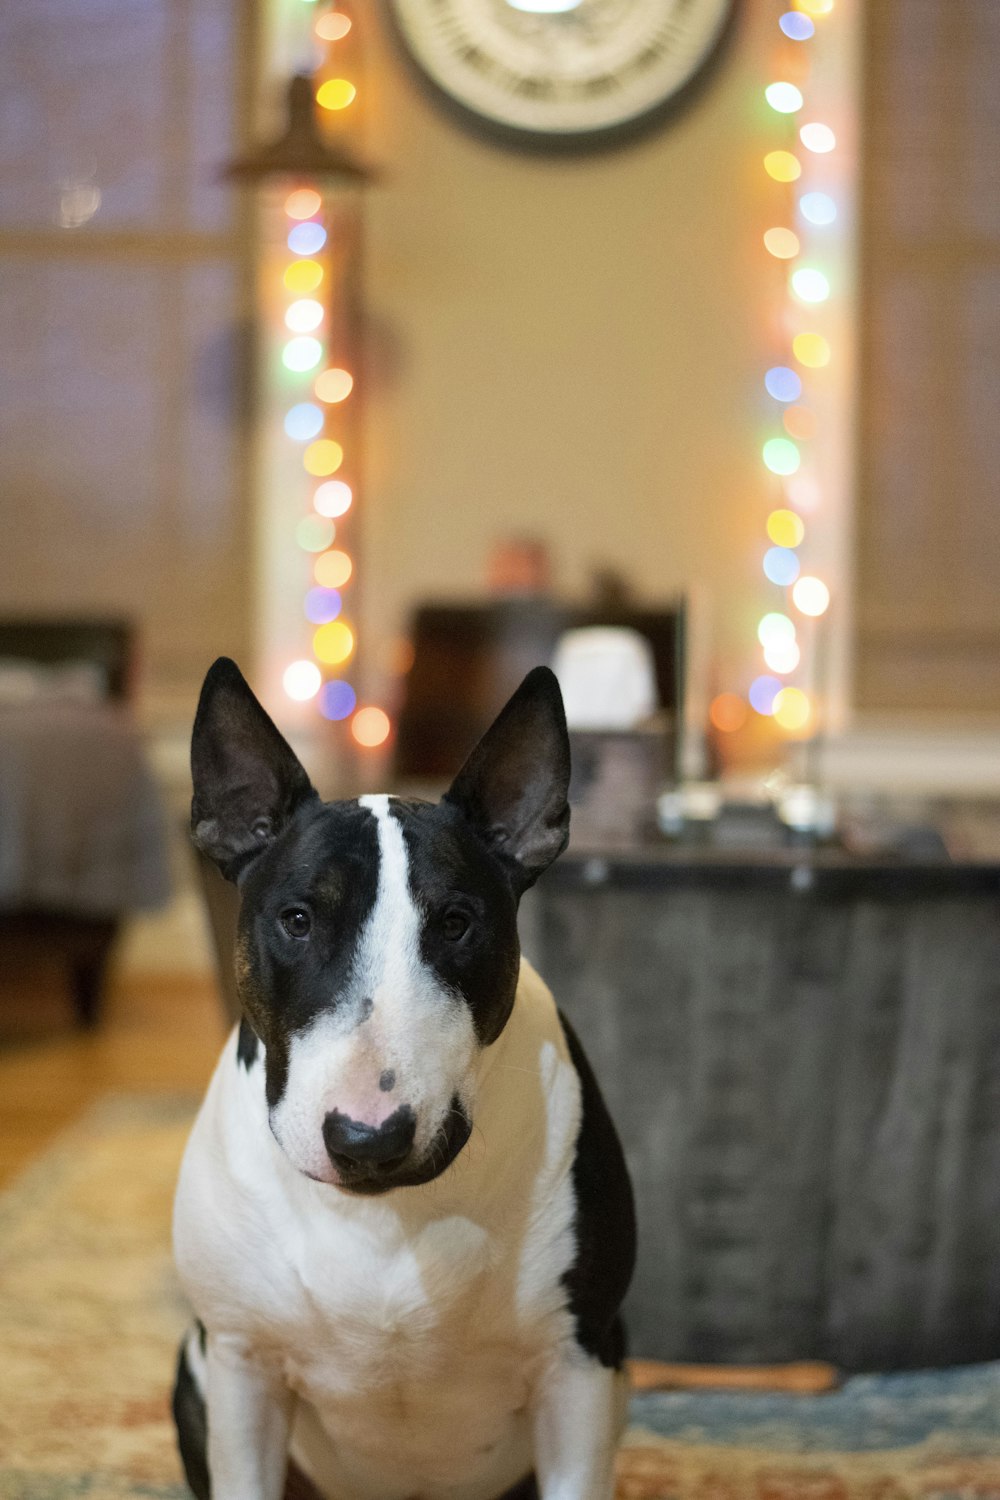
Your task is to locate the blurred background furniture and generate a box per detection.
[523,835,1000,1371]
[0,619,170,1025]
[196,849,241,1028]
[392,597,686,785]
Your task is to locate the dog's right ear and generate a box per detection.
[190,657,318,883]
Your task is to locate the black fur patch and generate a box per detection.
[391,799,522,1045]
[234,800,381,1109]
[236,1018,259,1070]
[172,1337,210,1500]
[172,1329,337,1500]
[559,1011,636,1369]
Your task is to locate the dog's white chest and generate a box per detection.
[267,1202,568,1495]
[281,1209,503,1387]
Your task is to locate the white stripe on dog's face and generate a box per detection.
[268,796,479,1187]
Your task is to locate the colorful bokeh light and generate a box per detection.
[763,546,801,585]
[763,636,801,674]
[773,686,812,732]
[317,79,357,111]
[791,267,831,303]
[315,368,354,404]
[792,332,831,368]
[800,122,836,154]
[286,298,325,334]
[284,259,324,294]
[288,222,327,256]
[765,82,803,113]
[763,227,800,259]
[304,587,342,624]
[739,2,837,741]
[296,515,335,553]
[282,336,323,373]
[764,366,803,403]
[313,620,354,665]
[749,675,783,716]
[316,11,351,40]
[285,188,322,220]
[764,150,801,182]
[709,694,748,734]
[766,508,806,548]
[313,479,353,518]
[799,191,837,225]
[352,707,391,748]
[283,659,322,702]
[763,437,801,475]
[318,680,357,721]
[792,575,831,616]
[779,12,815,39]
[284,403,324,441]
[314,549,353,588]
[758,612,797,646]
[304,439,344,477]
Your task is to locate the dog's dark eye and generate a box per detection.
[442,910,470,942]
[279,908,312,940]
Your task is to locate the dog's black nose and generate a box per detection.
[322,1105,416,1170]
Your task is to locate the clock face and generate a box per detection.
[389,0,735,143]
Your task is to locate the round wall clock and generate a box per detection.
[388,0,735,146]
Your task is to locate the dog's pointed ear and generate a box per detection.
[190,657,318,883]
[443,666,570,893]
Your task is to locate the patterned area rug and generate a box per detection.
[3,1095,1000,1499]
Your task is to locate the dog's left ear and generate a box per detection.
[444,666,570,893]
[190,657,318,883]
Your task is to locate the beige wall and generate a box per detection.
[358,2,779,710]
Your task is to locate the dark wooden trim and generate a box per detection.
[0,911,119,1028]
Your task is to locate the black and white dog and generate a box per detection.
[173,657,635,1500]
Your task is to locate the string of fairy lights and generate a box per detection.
[710,0,836,744]
[280,2,391,751]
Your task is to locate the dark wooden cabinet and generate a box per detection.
[527,849,1000,1371]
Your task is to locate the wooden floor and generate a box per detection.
[0,963,227,1188]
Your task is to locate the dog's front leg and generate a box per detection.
[532,1347,626,1500]
[206,1333,295,1500]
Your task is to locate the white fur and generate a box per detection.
[533,1354,628,1500]
[269,795,479,1184]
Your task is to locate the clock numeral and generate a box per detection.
[429,2,467,44]
[581,72,622,98]
[512,76,554,99]
[658,21,688,49]
[634,46,664,72]
[458,42,495,78]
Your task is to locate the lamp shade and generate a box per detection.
[225,74,372,184]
